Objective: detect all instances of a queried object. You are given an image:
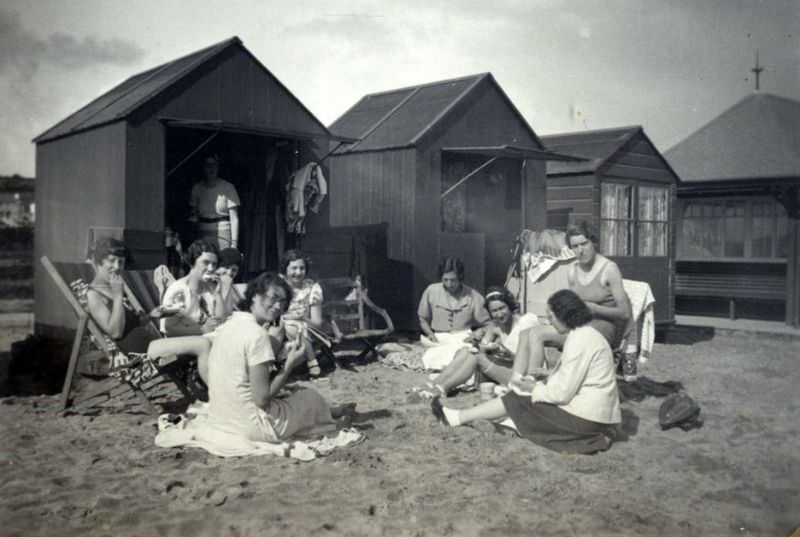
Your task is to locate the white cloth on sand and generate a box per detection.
[155,403,364,462]
[420,330,471,370]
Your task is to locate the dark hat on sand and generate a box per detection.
[219,247,243,266]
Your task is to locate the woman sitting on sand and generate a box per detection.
[205,272,352,442]
[417,257,490,371]
[419,286,539,398]
[432,289,621,454]
[512,221,631,376]
[276,249,326,377]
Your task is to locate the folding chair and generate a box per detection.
[40,256,195,413]
[319,275,394,364]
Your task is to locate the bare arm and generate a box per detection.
[588,261,631,323]
[418,316,437,341]
[251,344,306,409]
[228,207,239,248]
[86,277,126,339]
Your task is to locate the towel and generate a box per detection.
[622,279,656,363]
[155,403,364,462]
[420,330,472,370]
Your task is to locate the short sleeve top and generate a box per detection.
[283,279,323,321]
[206,312,276,436]
[417,282,489,333]
[161,276,216,325]
[190,179,240,218]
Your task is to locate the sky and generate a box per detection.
[1,0,798,177]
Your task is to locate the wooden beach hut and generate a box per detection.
[33,36,343,337]
[665,93,800,326]
[327,73,579,328]
[541,126,680,327]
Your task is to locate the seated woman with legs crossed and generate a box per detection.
[420,287,539,398]
[432,289,621,454]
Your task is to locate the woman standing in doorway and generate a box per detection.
[189,154,241,250]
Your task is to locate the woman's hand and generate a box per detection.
[509,376,537,395]
[427,333,439,344]
[284,341,307,372]
[109,273,125,299]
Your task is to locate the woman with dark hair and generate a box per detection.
[161,239,221,336]
[277,249,325,376]
[417,257,490,370]
[205,272,346,442]
[432,289,621,454]
[189,154,240,250]
[84,237,212,383]
[418,286,539,398]
[512,221,631,375]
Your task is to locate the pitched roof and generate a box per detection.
[541,126,642,175]
[330,73,542,153]
[34,37,332,144]
[664,93,800,182]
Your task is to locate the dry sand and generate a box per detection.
[0,329,798,537]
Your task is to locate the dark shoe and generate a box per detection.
[431,396,448,425]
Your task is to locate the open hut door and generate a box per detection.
[440,146,583,291]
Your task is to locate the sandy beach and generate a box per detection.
[0,328,798,537]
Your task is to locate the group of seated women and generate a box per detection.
[84,236,344,443]
[418,221,632,453]
[84,219,632,454]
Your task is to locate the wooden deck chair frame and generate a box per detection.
[40,256,194,414]
[319,276,394,365]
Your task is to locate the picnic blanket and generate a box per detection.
[155,403,364,462]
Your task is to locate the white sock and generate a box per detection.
[442,406,462,427]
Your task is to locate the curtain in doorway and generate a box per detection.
[244,147,282,274]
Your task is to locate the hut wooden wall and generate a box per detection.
[546,174,597,226]
[34,123,127,335]
[328,149,417,264]
[421,78,546,284]
[145,46,328,137]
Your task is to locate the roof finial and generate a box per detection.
[751,50,764,91]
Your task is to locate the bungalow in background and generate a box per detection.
[665,93,800,326]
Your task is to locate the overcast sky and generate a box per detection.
[1,0,798,177]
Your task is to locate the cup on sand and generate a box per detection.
[479,382,495,401]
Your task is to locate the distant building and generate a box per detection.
[0,176,35,227]
[666,93,800,326]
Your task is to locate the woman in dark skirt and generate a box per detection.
[431,289,621,454]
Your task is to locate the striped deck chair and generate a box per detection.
[40,257,195,413]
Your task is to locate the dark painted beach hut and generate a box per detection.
[328,73,578,327]
[33,36,339,337]
[541,126,680,326]
[666,93,800,326]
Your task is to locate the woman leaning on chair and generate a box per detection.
[512,221,632,377]
[85,237,212,383]
[432,289,621,454]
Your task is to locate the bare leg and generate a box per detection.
[147,336,211,383]
[512,325,565,377]
[454,398,508,425]
[477,355,513,385]
[434,349,480,393]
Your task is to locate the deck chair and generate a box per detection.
[41,256,195,414]
[319,276,394,364]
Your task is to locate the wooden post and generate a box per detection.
[787,217,800,327]
[61,313,88,410]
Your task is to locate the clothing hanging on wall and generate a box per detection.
[286,162,327,235]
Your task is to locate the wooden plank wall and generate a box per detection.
[546,174,597,227]
[148,46,328,138]
[34,123,127,335]
[328,149,417,265]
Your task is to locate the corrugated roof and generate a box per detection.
[665,93,800,182]
[541,126,642,175]
[35,37,240,143]
[330,73,542,153]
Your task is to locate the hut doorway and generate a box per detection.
[440,153,522,290]
[164,126,299,276]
